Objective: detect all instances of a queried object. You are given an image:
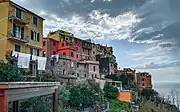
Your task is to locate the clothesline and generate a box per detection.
[12,51,47,70]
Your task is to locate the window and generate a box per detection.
[30,48,39,56]
[84,74,86,78]
[71,52,74,57]
[88,50,90,55]
[83,49,85,52]
[62,43,64,47]
[92,74,94,78]
[142,83,145,86]
[76,47,78,50]
[66,38,68,41]
[53,41,56,46]
[112,82,115,86]
[76,54,79,58]
[116,83,121,87]
[93,66,96,72]
[93,51,95,54]
[66,42,69,46]
[63,52,66,56]
[33,16,38,25]
[31,30,40,42]
[77,63,79,68]
[53,51,56,55]
[77,73,79,77]
[142,78,144,81]
[14,44,21,52]
[13,24,24,39]
[95,74,97,78]
[43,41,46,46]
[84,64,86,69]
[16,8,22,19]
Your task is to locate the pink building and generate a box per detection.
[81,40,92,61]
[77,60,100,79]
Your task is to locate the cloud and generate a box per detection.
[135,61,180,69]
[42,10,141,41]
[11,0,180,70]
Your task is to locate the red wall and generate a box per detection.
[57,41,79,62]
[42,38,58,56]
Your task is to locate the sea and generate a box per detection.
[153,82,180,95]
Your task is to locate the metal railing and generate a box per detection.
[8,30,29,42]
[8,9,30,24]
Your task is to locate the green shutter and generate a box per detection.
[30,48,33,55]
[31,30,34,40]
[37,49,40,56]
[21,27,24,39]
[37,33,40,42]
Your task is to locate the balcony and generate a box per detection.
[82,42,92,49]
[8,9,30,25]
[8,30,29,43]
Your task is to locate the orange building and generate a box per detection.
[136,72,152,88]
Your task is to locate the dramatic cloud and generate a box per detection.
[12,0,180,70]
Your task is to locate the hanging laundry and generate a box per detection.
[37,57,47,70]
[32,55,38,61]
[55,54,59,62]
[18,53,31,68]
[12,51,19,57]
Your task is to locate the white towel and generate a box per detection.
[17,53,31,68]
[12,51,19,57]
[32,55,38,61]
[55,54,59,62]
[37,57,47,70]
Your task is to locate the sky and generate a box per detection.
[12,0,180,83]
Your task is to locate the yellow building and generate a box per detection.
[106,47,113,55]
[136,72,152,88]
[0,0,44,62]
[48,30,75,42]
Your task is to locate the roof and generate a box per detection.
[9,1,45,20]
[117,91,132,103]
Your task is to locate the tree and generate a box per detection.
[103,83,119,99]
[59,80,102,110]
[0,61,25,82]
[141,88,159,100]
[36,71,55,82]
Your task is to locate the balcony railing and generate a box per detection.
[8,30,29,43]
[8,9,30,24]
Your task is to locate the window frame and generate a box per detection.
[33,15,38,26]
[14,44,21,52]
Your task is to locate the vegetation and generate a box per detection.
[59,79,104,110]
[109,99,131,112]
[103,83,119,99]
[0,61,25,82]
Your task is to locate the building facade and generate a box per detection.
[136,72,152,88]
[77,60,100,79]
[47,55,77,84]
[42,38,58,57]
[0,1,44,61]
[0,0,44,76]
